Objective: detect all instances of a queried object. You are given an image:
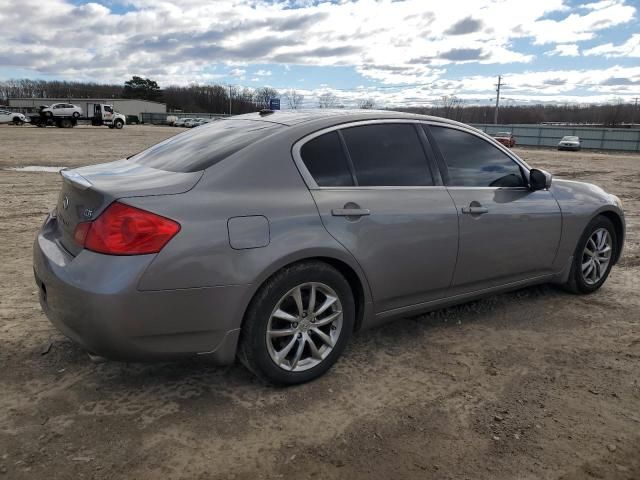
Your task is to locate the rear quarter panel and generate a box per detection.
[127,127,373,323]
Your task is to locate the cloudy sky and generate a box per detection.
[1,0,639,107]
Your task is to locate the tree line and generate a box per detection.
[1,78,637,125]
[397,95,639,126]
[0,77,279,114]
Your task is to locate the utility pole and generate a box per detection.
[632,97,639,125]
[494,75,502,125]
[229,84,232,115]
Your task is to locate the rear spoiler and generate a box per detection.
[60,168,92,190]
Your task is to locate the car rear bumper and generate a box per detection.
[557,145,580,151]
[33,216,247,363]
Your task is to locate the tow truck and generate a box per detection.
[29,104,126,129]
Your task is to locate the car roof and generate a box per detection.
[229,109,470,129]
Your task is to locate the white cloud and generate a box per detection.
[584,33,640,57]
[0,0,637,98]
[545,44,580,56]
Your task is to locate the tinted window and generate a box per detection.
[300,131,354,187]
[341,124,432,186]
[429,126,524,187]
[129,119,283,172]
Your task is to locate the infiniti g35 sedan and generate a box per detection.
[33,110,625,385]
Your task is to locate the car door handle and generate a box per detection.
[461,205,489,215]
[332,208,371,217]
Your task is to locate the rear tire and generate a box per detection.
[564,215,617,294]
[238,261,355,385]
[12,117,24,126]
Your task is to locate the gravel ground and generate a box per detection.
[0,124,639,480]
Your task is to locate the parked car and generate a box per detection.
[493,131,516,148]
[40,103,83,118]
[185,118,207,128]
[174,117,193,127]
[0,109,28,125]
[34,111,625,385]
[558,136,581,151]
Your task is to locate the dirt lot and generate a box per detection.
[0,124,639,480]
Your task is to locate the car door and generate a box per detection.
[0,111,10,123]
[294,121,459,314]
[425,123,562,293]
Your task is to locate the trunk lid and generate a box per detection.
[54,159,202,256]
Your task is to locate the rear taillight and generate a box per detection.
[74,202,180,255]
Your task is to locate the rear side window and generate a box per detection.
[341,124,433,186]
[129,119,283,172]
[429,125,525,188]
[300,131,354,187]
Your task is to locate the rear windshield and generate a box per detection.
[129,119,283,172]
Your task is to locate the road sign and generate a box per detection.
[269,98,280,110]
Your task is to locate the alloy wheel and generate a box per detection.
[581,227,612,285]
[266,282,343,372]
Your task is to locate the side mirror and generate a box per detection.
[529,168,552,191]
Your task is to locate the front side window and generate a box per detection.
[300,131,354,187]
[429,125,525,188]
[341,123,433,186]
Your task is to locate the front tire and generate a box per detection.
[238,261,355,385]
[72,111,80,118]
[564,215,617,294]
[114,119,124,129]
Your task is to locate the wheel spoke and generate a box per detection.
[292,287,304,317]
[590,262,599,281]
[276,336,298,364]
[314,295,338,316]
[272,308,297,322]
[268,328,297,338]
[311,327,334,347]
[582,260,593,273]
[290,337,306,369]
[308,284,316,314]
[306,335,322,360]
[314,310,342,327]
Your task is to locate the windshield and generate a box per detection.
[562,136,579,141]
[129,119,283,172]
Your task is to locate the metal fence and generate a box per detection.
[472,124,640,152]
[141,112,230,125]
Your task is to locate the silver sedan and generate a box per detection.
[33,110,625,385]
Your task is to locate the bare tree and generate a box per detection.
[437,95,464,120]
[318,92,339,109]
[284,89,304,110]
[253,87,279,109]
[357,98,376,109]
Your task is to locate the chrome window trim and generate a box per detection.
[292,118,533,191]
